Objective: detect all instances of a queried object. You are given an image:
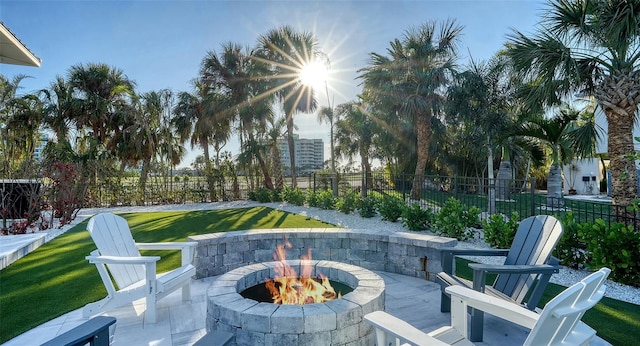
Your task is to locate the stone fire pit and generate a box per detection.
[207,260,385,346]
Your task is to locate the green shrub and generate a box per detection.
[316,190,336,210]
[433,197,478,240]
[248,188,280,203]
[481,212,519,248]
[378,195,404,222]
[280,186,305,206]
[248,188,268,202]
[357,196,378,218]
[270,188,282,202]
[401,202,433,231]
[336,190,359,214]
[306,190,319,207]
[580,219,640,285]
[555,212,588,269]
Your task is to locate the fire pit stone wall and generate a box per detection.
[189,228,457,282]
[207,260,385,346]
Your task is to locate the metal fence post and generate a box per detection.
[530,177,536,216]
[313,173,316,194]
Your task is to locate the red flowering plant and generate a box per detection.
[43,162,87,226]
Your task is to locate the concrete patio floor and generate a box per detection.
[2,271,610,346]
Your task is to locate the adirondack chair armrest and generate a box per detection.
[446,285,539,330]
[441,248,510,274]
[86,254,161,265]
[136,242,198,266]
[135,242,198,251]
[468,263,559,274]
[364,311,450,346]
[468,263,559,292]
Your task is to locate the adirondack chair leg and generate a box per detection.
[469,308,484,342]
[374,328,388,346]
[145,265,158,324]
[146,297,157,324]
[441,291,451,312]
[182,284,191,301]
[470,267,486,341]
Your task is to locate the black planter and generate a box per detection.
[0,180,41,219]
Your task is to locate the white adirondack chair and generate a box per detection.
[83,212,197,323]
[365,267,610,346]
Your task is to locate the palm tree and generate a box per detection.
[266,116,286,189]
[360,20,463,200]
[68,63,134,145]
[506,0,640,206]
[40,76,77,162]
[67,63,135,185]
[2,93,43,167]
[0,74,30,173]
[201,42,275,189]
[514,105,600,207]
[334,100,377,196]
[172,81,225,201]
[256,26,322,187]
[317,105,336,174]
[446,54,532,210]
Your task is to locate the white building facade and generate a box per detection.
[563,105,640,196]
[277,134,324,176]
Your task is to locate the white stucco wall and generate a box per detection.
[562,158,602,195]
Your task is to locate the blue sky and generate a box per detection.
[1,0,545,168]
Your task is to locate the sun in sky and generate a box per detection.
[299,59,330,92]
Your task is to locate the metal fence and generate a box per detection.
[310,172,640,228]
[72,172,639,229]
[84,177,247,207]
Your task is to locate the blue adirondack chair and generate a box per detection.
[436,215,564,341]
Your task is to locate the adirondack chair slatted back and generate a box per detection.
[492,215,563,303]
[87,213,146,289]
[525,267,609,345]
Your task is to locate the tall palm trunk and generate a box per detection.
[546,164,564,208]
[257,154,274,189]
[595,71,640,206]
[360,149,371,198]
[286,117,297,187]
[202,139,216,202]
[139,158,151,204]
[410,113,431,200]
[487,136,496,214]
[272,146,284,189]
[495,146,513,201]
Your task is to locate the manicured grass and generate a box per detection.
[0,207,335,343]
[455,257,640,346]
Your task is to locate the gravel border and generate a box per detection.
[18,200,640,306]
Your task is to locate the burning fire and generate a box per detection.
[265,239,341,305]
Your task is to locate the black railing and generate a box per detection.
[310,172,640,229]
[61,171,639,229]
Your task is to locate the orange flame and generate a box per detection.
[265,239,341,305]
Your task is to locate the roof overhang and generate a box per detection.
[0,22,41,67]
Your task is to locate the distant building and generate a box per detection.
[277,134,324,175]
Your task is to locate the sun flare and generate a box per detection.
[299,60,329,90]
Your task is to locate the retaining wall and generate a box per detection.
[189,228,457,282]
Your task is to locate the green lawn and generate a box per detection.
[0,207,335,343]
[1,207,637,345]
